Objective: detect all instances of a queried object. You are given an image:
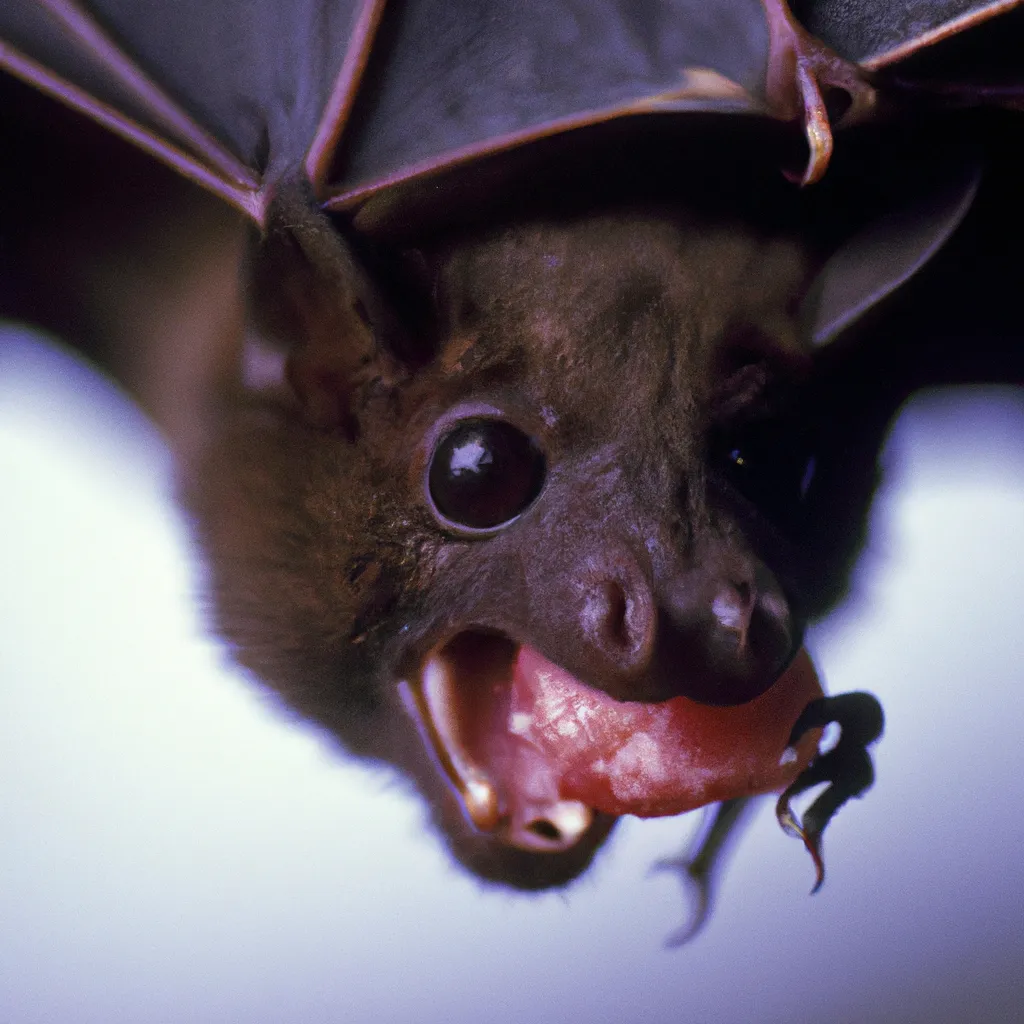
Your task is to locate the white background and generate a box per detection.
[2,327,1022,1024]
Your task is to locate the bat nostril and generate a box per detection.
[651,562,798,705]
[711,581,754,638]
[586,577,656,672]
[604,581,630,646]
[702,592,795,702]
[576,558,658,684]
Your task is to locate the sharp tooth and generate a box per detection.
[401,657,500,832]
[462,773,500,832]
[421,656,462,761]
[545,800,594,843]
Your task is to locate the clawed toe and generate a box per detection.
[776,691,884,891]
[652,798,754,946]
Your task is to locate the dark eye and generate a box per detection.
[428,419,546,531]
[712,419,816,534]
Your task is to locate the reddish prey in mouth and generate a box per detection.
[403,632,822,852]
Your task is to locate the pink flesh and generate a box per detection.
[483,646,824,819]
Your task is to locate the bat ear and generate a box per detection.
[250,182,427,435]
[800,157,981,348]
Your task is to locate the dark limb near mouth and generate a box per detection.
[651,797,756,947]
[776,691,885,892]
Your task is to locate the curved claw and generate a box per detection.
[776,692,884,891]
[651,799,754,947]
[761,0,877,184]
[776,793,826,893]
[650,855,714,948]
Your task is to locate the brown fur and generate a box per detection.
[184,196,813,887]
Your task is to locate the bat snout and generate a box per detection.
[557,542,796,706]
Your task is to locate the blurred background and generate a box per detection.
[1,322,1021,1024]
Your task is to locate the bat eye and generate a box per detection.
[428,419,545,531]
[713,420,816,533]
[726,446,816,499]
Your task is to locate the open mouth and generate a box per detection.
[402,630,823,854]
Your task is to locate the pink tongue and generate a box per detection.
[504,646,823,818]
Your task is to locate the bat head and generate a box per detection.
[188,189,817,887]
[185,166,967,887]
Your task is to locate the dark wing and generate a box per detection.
[2,0,1022,223]
[321,0,1024,207]
[0,0,386,222]
[796,0,1023,67]
[320,0,775,208]
[0,0,775,221]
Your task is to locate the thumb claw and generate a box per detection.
[762,0,876,185]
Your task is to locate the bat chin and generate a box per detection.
[399,629,823,862]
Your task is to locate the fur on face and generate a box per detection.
[184,203,819,886]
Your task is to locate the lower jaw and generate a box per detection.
[401,632,823,855]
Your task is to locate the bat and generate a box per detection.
[2,0,1022,931]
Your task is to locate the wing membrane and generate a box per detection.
[793,0,1024,66]
[325,0,772,206]
[3,0,1023,219]
[0,0,378,220]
